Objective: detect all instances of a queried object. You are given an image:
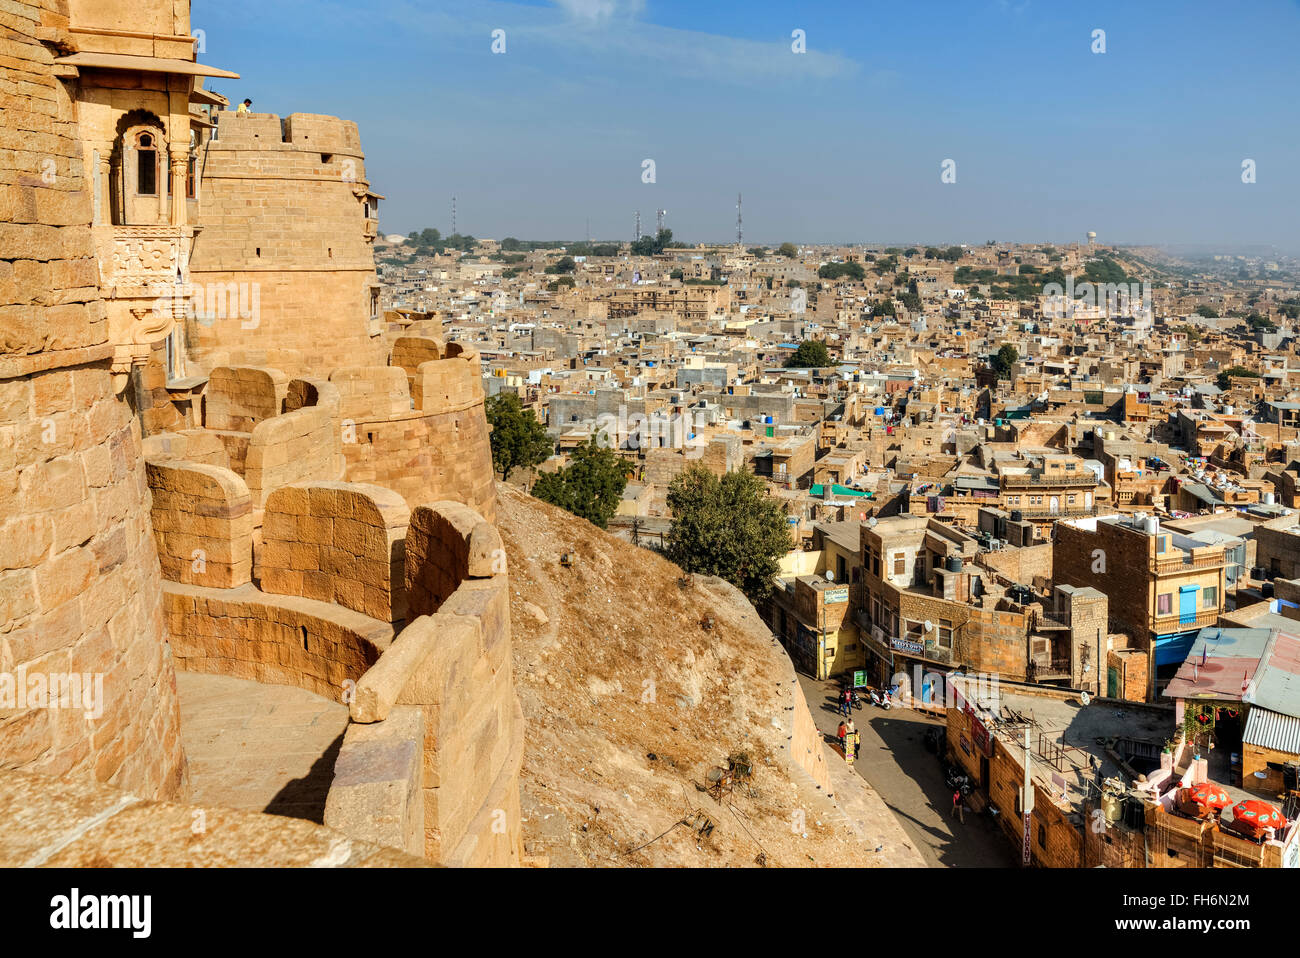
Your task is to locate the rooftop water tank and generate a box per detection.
[945,556,963,573]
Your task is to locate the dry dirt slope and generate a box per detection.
[496,483,920,867]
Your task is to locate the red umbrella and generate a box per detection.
[1229,799,1287,831]
[1185,782,1232,810]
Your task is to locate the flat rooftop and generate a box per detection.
[960,680,1172,819]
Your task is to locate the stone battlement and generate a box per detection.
[210,111,364,156]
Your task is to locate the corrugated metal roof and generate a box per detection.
[1252,630,1300,715]
[1243,706,1300,755]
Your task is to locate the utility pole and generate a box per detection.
[736,192,743,246]
[451,195,456,236]
[1021,724,1035,867]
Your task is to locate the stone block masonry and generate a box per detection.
[330,501,524,866]
[0,0,185,802]
[186,111,389,378]
[164,581,393,701]
[335,340,498,522]
[146,459,253,588]
[260,481,410,623]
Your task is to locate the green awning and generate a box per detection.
[810,484,872,498]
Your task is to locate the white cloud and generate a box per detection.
[551,0,645,24]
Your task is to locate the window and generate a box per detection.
[136,133,157,195]
[1157,593,1172,616]
[894,554,905,576]
[1038,824,1046,847]
[938,619,953,648]
[1202,586,1218,609]
[186,155,196,198]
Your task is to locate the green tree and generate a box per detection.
[631,228,674,257]
[778,242,798,258]
[784,340,832,368]
[1216,366,1260,390]
[665,467,792,602]
[991,343,1019,380]
[531,437,628,530]
[1194,305,1218,318]
[818,261,865,281]
[485,393,552,481]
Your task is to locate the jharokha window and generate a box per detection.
[136,133,157,195]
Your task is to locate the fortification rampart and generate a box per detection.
[185,111,387,377]
[0,0,186,801]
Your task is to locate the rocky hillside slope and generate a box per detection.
[496,483,921,867]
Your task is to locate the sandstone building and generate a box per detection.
[1,0,520,867]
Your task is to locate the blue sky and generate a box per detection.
[195,0,1300,250]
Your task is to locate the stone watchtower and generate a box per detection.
[186,111,389,377]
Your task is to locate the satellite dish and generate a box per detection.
[923,620,934,634]
[825,570,835,582]
[1080,691,1091,706]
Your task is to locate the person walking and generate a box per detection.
[951,789,964,824]
[840,688,852,718]
[837,720,847,753]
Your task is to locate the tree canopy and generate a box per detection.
[1216,366,1260,390]
[485,393,552,481]
[630,228,675,256]
[777,242,798,258]
[531,437,629,530]
[818,261,865,281]
[784,340,833,368]
[664,467,792,602]
[991,344,1019,379]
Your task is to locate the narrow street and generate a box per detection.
[798,674,1017,868]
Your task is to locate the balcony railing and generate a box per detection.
[1018,507,1098,521]
[1149,610,1218,634]
[1150,553,1223,575]
[1001,475,1098,488]
[1028,658,1073,681]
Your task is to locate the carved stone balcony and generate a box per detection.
[104,225,191,293]
[96,225,195,393]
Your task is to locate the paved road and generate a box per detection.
[799,674,1017,868]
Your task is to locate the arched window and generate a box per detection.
[136,133,157,195]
